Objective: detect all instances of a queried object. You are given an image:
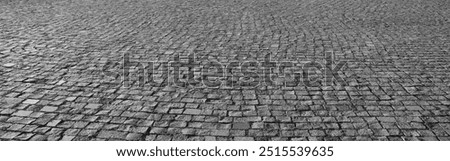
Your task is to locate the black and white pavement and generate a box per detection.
[0,0,449,141]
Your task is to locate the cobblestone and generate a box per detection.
[0,0,449,141]
[41,106,58,112]
[23,99,39,104]
[12,111,33,117]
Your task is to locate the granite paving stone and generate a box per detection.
[41,106,58,112]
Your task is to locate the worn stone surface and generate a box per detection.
[0,0,449,141]
[41,106,58,112]
[23,99,39,104]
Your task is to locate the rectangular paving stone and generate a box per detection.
[61,135,75,141]
[211,130,230,136]
[234,137,254,141]
[29,135,47,141]
[85,103,102,109]
[47,119,61,127]
[79,129,98,137]
[125,133,143,141]
[2,98,24,108]
[1,132,21,140]
[23,99,39,104]
[184,109,201,115]
[66,97,77,101]
[233,122,250,130]
[12,110,33,117]
[41,106,58,112]
[97,130,128,139]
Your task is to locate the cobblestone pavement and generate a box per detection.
[1,0,450,141]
